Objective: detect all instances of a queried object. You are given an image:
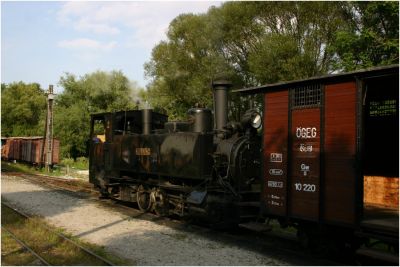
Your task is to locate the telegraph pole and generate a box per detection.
[45,85,54,172]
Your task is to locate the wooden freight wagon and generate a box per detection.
[1,137,10,159]
[235,65,398,243]
[1,137,60,165]
[8,139,22,161]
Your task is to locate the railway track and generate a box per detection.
[2,168,347,265]
[1,169,96,195]
[8,171,396,265]
[2,225,51,266]
[2,201,115,266]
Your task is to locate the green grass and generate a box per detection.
[60,157,89,170]
[2,160,66,177]
[1,160,89,179]
[1,231,39,266]
[1,161,38,175]
[1,203,135,266]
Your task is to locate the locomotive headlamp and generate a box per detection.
[241,109,262,129]
[251,112,262,129]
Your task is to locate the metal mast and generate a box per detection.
[45,85,54,172]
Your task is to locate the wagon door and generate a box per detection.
[263,84,323,222]
[289,85,322,221]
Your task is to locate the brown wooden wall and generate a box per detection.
[262,81,359,225]
[260,68,399,226]
[324,81,357,224]
[1,138,60,164]
[364,176,399,208]
[263,90,289,216]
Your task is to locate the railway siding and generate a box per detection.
[1,174,289,266]
[2,202,118,266]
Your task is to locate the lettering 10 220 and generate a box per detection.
[294,183,316,192]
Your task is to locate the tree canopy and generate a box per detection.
[1,82,46,137]
[144,1,399,119]
[331,1,399,71]
[55,70,138,158]
[1,71,140,159]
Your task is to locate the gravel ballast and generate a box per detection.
[2,175,289,265]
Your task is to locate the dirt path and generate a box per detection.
[1,175,289,265]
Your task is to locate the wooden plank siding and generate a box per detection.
[364,176,399,208]
[1,137,60,164]
[324,81,357,224]
[263,90,289,216]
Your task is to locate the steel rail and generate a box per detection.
[1,225,51,266]
[2,202,115,266]
[3,171,96,195]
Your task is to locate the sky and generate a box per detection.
[1,1,221,93]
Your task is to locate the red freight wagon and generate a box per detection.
[1,137,60,165]
[1,137,10,159]
[235,65,398,249]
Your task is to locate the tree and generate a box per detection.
[55,70,139,158]
[144,13,240,120]
[247,2,348,84]
[331,1,399,71]
[1,82,46,137]
[143,2,351,119]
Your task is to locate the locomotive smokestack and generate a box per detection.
[142,109,152,135]
[212,80,232,131]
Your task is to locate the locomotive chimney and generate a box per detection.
[212,79,232,131]
[142,109,152,135]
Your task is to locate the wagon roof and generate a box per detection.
[233,64,399,94]
[1,136,57,140]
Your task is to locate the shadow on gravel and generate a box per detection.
[1,186,343,266]
[99,225,338,266]
[74,212,147,239]
[97,215,341,266]
[1,189,85,218]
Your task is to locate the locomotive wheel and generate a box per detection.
[151,189,169,216]
[99,188,110,199]
[137,185,152,212]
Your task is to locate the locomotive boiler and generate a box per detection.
[89,80,262,225]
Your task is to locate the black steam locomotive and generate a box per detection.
[89,80,262,225]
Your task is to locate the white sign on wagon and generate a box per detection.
[270,153,283,162]
[269,169,283,176]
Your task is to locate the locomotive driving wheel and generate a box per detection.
[151,188,169,216]
[137,185,152,212]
